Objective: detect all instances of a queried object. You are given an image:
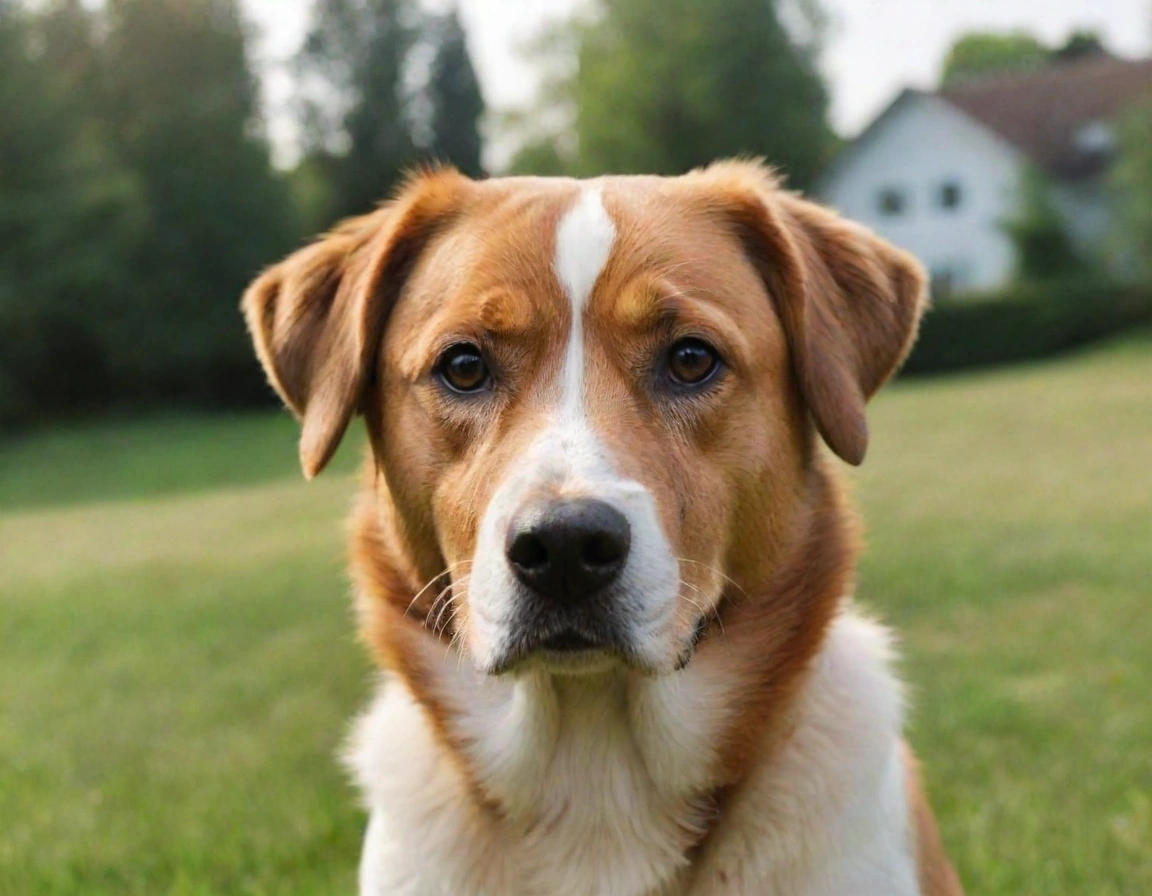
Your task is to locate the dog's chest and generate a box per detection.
[349,672,718,896]
[347,612,918,896]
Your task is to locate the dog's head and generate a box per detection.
[243,161,925,677]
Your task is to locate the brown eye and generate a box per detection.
[436,344,491,393]
[667,338,720,387]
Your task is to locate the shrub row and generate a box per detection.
[4,277,1150,430]
[902,278,1152,376]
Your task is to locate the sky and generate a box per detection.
[242,0,1152,168]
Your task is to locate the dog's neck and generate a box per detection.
[351,459,856,837]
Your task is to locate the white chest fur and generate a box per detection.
[346,609,919,896]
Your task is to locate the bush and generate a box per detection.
[1002,167,1084,282]
[903,278,1152,376]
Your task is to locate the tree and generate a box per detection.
[1111,99,1152,280]
[1002,167,1083,282]
[507,136,572,177]
[536,0,834,189]
[425,9,485,178]
[1051,29,1109,63]
[0,0,144,422]
[940,31,1049,87]
[297,0,419,219]
[100,0,295,402]
[499,19,582,176]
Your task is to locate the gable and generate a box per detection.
[816,92,1024,294]
[818,92,1023,206]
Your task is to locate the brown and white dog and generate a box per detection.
[242,160,963,896]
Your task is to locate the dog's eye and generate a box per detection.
[666,338,720,387]
[436,343,492,394]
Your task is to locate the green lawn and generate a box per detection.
[2,336,1150,894]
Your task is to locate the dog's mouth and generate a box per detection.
[486,603,716,677]
[491,623,628,675]
[539,629,601,652]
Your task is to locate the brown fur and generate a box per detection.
[241,160,961,891]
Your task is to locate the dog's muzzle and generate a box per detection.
[496,497,633,664]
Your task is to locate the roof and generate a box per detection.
[815,88,946,194]
[938,55,1152,179]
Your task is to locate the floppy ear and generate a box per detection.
[694,160,927,465]
[242,168,470,478]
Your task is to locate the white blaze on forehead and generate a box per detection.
[465,182,680,674]
[554,186,616,414]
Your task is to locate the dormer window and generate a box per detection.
[1075,120,1115,154]
[877,186,907,217]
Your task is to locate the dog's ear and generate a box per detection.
[242,168,470,478]
[692,160,928,465]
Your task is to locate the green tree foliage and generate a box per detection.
[426,9,485,178]
[0,1,145,421]
[940,31,1050,87]
[0,0,295,425]
[507,136,572,177]
[298,0,418,220]
[567,0,834,187]
[940,30,1113,88]
[1,0,492,427]
[1002,167,1084,282]
[1051,29,1109,63]
[506,0,833,188]
[100,0,296,402]
[501,20,582,175]
[1111,98,1152,280]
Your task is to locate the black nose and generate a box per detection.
[505,498,631,603]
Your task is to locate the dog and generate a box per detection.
[241,160,963,895]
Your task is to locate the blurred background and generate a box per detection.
[1,1,1149,894]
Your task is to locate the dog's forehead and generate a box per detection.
[420,174,752,313]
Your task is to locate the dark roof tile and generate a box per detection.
[939,55,1152,178]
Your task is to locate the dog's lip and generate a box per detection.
[488,626,628,675]
[538,629,602,652]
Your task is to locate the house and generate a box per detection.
[818,54,1152,296]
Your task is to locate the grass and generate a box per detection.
[2,333,1150,894]
[0,411,361,511]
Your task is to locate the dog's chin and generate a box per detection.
[482,625,704,678]
[529,647,621,676]
[485,638,631,677]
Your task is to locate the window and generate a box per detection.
[877,187,907,217]
[1075,121,1115,155]
[929,260,972,300]
[937,181,962,211]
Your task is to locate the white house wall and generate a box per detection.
[818,94,1026,293]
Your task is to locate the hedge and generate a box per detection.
[902,278,1152,376]
[4,276,1151,430]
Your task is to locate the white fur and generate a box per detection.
[555,184,614,417]
[349,608,918,895]
[691,611,917,895]
[465,185,682,673]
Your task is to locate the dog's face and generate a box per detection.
[243,162,925,677]
[375,179,806,675]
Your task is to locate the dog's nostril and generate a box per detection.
[583,532,626,568]
[508,532,549,571]
[505,498,631,602]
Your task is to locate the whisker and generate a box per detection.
[675,557,748,601]
[403,561,473,619]
[430,581,462,636]
[437,575,471,667]
[678,578,728,641]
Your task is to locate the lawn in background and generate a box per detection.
[2,334,1150,894]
